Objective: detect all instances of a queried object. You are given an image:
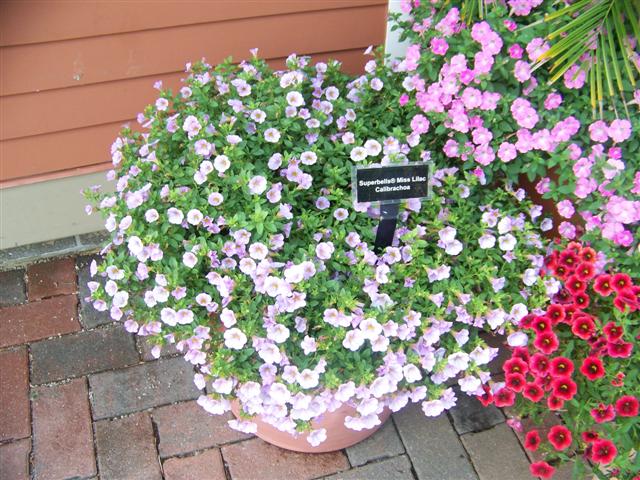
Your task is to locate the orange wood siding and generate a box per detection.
[0,0,388,187]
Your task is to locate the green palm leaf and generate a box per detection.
[534,0,640,117]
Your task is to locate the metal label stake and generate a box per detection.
[374,202,400,253]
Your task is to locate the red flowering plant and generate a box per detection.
[479,241,639,479]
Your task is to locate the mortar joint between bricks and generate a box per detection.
[86,377,102,479]
[390,415,419,480]
[149,415,166,479]
[27,344,35,480]
[220,450,233,480]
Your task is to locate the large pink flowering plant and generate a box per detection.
[389,0,640,269]
[84,52,551,446]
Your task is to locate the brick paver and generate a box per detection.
[0,347,30,441]
[393,404,478,480]
[32,378,96,480]
[222,438,350,480]
[0,295,80,348]
[138,335,180,361]
[345,418,405,467]
[461,423,532,480]
[449,386,504,435]
[89,356,200,419]
[0,438,31,480]
[323,454,415,480]
[26,257,76,301]
[30,325,138,384]
[95,412,162,480]
[153,400,250,458]
[0,268,26,306]
[76,255,112,328]
[163,449,227,480]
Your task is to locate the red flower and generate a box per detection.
[590,439,617,465]
[611,372,625,387]
[562,304,577,323]
[534,331,559,354]
[524,429,541,451]
[559,250,578,269]
[529,353,550,376]
[566,275,586,295]
[519,314,535,329]
[603,322,624,341]
[580,247,596,263]
[575,262,595,281]
[580,356,605,381]
[532,316,552,334]
[547,395,564,410]
[551,377,577,400]
[613,290,639,313]
[572,292,590,309]
[511,347,530,363]
[545,304,565,324]
[548,425,572,450]
[493,387,515,407]
[566,241,582,253]
[535,373,553,392]
[550,356,574,377]
[505,373,526,392]
[571,314,595,340]
[553,264,570,280]
[615,395,639,417]
[522,382,544,402]
[607,341,633,358]
[611,273,632,293]
[555,288,572,304]
[476,385,493,407]
[591,403,616,423]
[503,357,528,376]
[530,461,556,479]
[581,431,599,443]
[593,274,613,297]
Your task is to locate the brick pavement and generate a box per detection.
[0,256,541,480]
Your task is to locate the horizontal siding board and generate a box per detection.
[0,48,374,185]
[1,5,386,96]
[1,46,373,141]
[0,0,386,46]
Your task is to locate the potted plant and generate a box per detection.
[481,241,639,479]
[84,52,552,452]
[388,0,639,270]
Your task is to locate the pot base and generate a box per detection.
[231,402,391,453]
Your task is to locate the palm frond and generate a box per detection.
[535,0,640,117]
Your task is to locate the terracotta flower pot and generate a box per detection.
[231,401,391,453]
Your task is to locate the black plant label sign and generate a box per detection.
[353,162,431,204]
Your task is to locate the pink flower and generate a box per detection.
[557,200,575,219]
[474,145,495,166]
[508,44,523,59]
[473,51,494,75]
[410,114,430,134]
[558,221,576,239]
[399,93,409,106]
[404,44,421,71]
[544,93,562,110]
[514,61,531,82]
[608,119,632,143]
[589,121,609,143]
[430,37,449,55]
[497,143,517,163]
[564,65,587,89]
